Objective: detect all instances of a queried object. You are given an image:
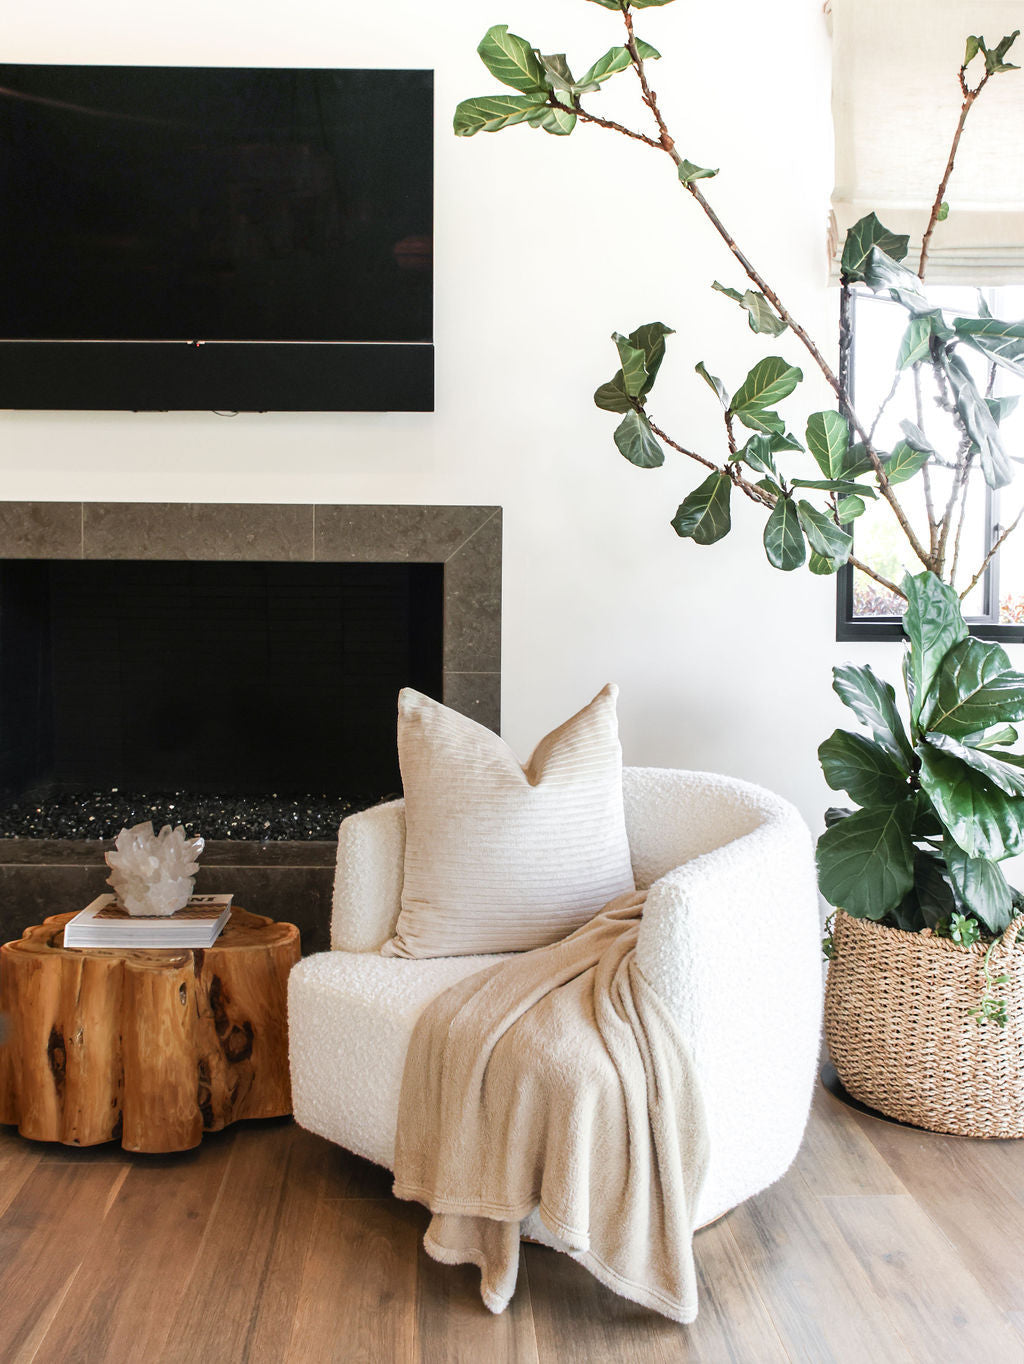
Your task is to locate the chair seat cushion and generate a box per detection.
[288,949,509,1168]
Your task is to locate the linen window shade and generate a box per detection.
[829,0,1024,283]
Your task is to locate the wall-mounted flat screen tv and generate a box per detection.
[0,65,433,411]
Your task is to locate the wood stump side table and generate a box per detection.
[0,908,300,1153]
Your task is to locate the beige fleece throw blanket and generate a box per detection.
[391,889,709,1323]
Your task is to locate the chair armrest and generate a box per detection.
[636,792,822,1220]
[331,799,407,952]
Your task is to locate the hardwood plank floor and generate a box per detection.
[1,1085,1023,1364]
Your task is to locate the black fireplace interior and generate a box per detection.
[0,558,443,837]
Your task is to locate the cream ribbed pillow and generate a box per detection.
[382,684,635,958]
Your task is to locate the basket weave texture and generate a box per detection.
[824,909,1024,1138]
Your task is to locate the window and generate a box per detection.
[836,282,1024,642]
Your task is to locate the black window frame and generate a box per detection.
[835,281,1024,644]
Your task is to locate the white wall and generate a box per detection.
[4,0,1013,838]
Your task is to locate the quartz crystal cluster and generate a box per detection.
[105,820,205,916]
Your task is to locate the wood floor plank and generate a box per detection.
[0,1128,42,1218]
[158,1120,297,1364]
[724,1171,913,1364]
[525,1214,788,1364]
[284,1196,422,1364]
[245,1125,342,1363]
[794,1084,908,1197]
[0,1156,127,1363]
[822,1191,1024,1362]
[851,1108,1024,1312]
[29,1133,236,1364]
[416,1241,540,1364]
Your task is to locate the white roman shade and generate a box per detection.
[830,0,1024,283]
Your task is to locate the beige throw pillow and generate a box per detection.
[382,684,635,958]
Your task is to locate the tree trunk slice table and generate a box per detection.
[0,908,300,1153]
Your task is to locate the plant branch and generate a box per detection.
[948,462,973,587]
[849,555,907,600]
[614,14,934,570]
[960,501,1024,601]
[919,67,989,279]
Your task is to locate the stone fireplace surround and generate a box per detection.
[0,501,501,952]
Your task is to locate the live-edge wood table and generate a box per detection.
[0,908,300,1152]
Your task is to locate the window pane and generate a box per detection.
[848,284,1024,624]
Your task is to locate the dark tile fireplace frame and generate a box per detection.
[0,502,501,952]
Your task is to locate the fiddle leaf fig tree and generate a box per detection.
[455,3,1024,955]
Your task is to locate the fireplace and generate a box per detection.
[0,502,501,950]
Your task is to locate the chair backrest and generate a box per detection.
[331,768,777,952]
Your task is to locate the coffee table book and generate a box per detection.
[63,894,234,948]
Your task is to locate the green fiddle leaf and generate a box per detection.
[940,353,1009,483]
[578,39,660,89]
[578,46,630,87]
[737,408,786,435]
[929,637,1024,738]
[862,247,931,312]
[983,29,1020,73]
[988,394,1021,426]
[711,281,787,336]
[614,410,663,468]
[586,0,626,8]
[594,370,632,413]
[796,500,853,562]
[924,730,1024,799]
[944,837,1013,932]
[763,497,806,571]
[527,104,576,135]
[790,479,875,497]
[677,159,718,184]
[918,742,1024,861]
[806,410,851,479]
[536,53,575,92]
[770,430,805,453]
[755,476,784,499]
[730,357,803,428]
[885,440,931,485]
[841,212,910,282]
[477,25,549,93]
[973,725,1020,749]
[907,848,958,931]
[901,571,968,728]
[897,420,936,455]
[737,434,778,477]
[937,201,950,222]
[695,361,729,408]
[816,799,917,918]
[819,728,910,805]
[628,322,673,394]
[943,352,1013,488]
[838,494,867,522]
[629,0,677,7]
[965,35,982,65]
[671,472,732,545]
[833,662,914,764]
[809,550,843,575]
[954,317,1024,379]
[897,315,936,369]
[843,442,877,479]
[454,95,549,136]
[612,332,649,398]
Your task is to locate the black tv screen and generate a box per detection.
[0,65,434,410]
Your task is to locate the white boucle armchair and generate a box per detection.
[288,767,823,1229]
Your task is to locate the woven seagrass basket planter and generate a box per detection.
[824,909,1024,1139]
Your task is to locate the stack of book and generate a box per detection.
[63,893,233,948]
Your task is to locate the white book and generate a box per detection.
[63,893,233,949]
